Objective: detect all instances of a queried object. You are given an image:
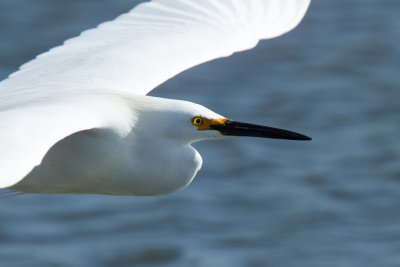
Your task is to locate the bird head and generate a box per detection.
[132,96,311,144]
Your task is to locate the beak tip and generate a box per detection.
[300,135,312,141]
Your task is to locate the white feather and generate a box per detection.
[0,0,311,189]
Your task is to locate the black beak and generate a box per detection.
[210,120,311,141]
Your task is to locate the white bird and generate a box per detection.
[0,0,311,196]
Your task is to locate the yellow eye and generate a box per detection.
[192,117,203,126]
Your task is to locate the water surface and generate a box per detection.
[0,1,400,266]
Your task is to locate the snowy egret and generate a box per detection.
[0,0,311,196]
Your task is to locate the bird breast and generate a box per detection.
[12,128,203,196]
[126,136,203,196]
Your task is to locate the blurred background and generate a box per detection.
[0,0,399,266]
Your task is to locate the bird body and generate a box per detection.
[11,95,222,195]
[1,0,312,196]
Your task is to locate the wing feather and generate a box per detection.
[0,92,134,188]
[2,0,311,95]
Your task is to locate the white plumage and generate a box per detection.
[0,0,311,195]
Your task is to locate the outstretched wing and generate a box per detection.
[2,0,311,96]
[0,0,311,188]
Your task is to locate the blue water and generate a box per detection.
[1,0,400,266]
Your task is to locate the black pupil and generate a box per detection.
[196,119,201,124]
